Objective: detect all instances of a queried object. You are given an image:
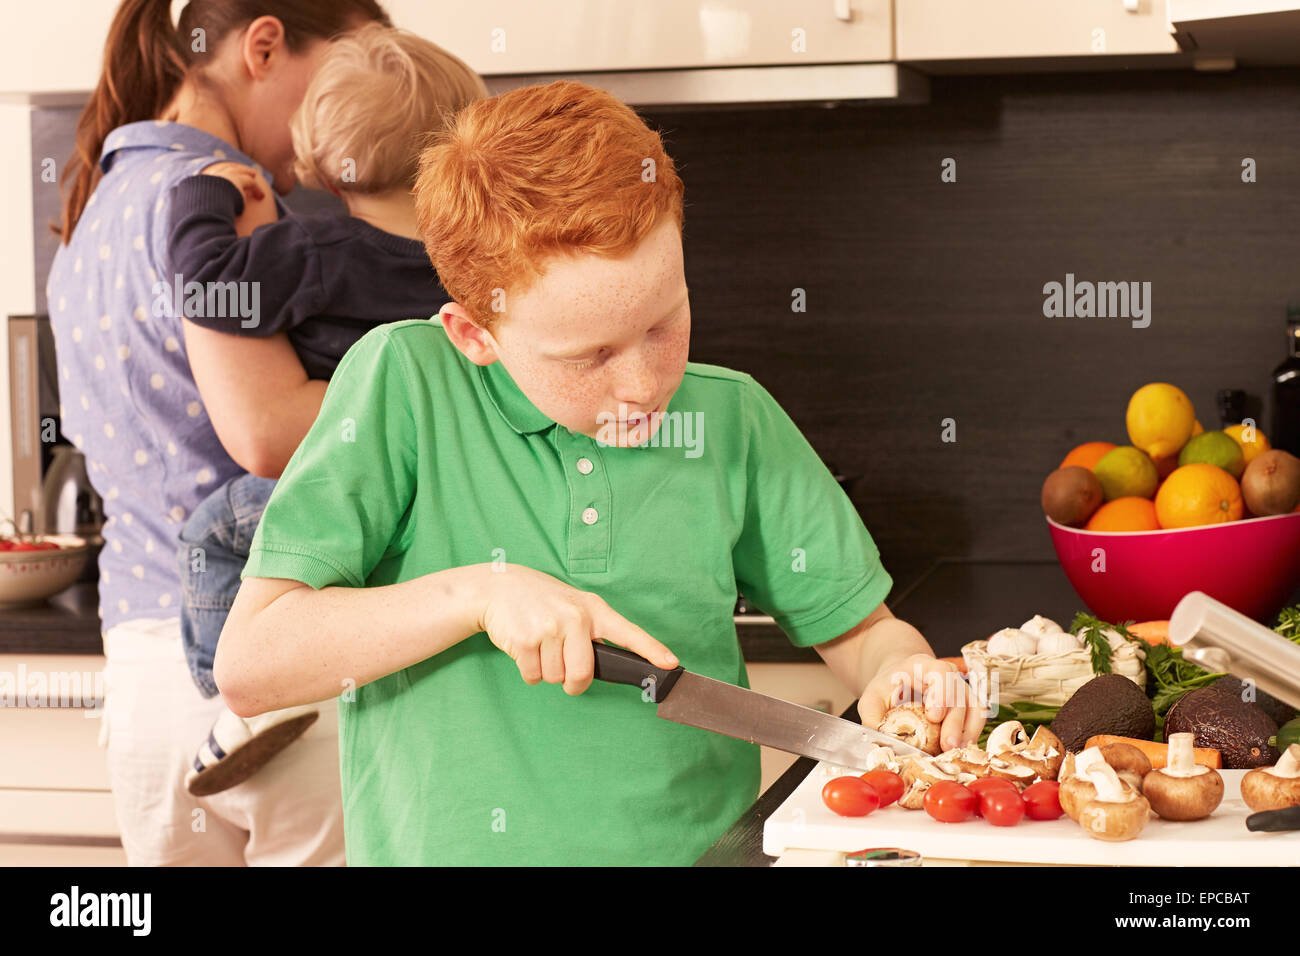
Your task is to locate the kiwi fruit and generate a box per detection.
[1041,466,1104,527]
[1241,450,1300,516]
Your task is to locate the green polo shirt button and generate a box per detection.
[581,507,599,525]
[576,457,594,475]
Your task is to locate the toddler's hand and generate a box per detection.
[201,161,277,236]
[858,653,987,753]
[481,565,678,696]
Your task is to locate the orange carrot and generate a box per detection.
[939,656,968,674]
[1127,621,1170,645]
[1083,734,1222,770]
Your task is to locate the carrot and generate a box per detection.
[939,656,968,675]
[1084,734,1222,770]
[1127,620,1170,645]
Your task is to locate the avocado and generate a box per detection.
[1050,674,1156,753]
[1165,686,1280,769]
[1210,675,1297,728]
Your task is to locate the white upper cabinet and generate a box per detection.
[895,0,1180,61]
[384,0,894,73]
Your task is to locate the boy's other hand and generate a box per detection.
[858,653,985,753]
[201,161,277,236]
[481,565,678,696]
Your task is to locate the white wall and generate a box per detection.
[0,103,35,526]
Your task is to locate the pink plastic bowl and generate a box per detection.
[1046,512,1300,624]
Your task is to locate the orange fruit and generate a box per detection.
[1224,423,1271,466]
[1085,496,1161,532]
[1061,441,1117,471]
[1155,464,1244,528]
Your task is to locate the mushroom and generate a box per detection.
[897,755,977,810]
[987,757,1038,789]
[1241,743,1300,813]
[1059,747,1107,821]
[1099,742,1153,794]
[877,703,942,756]
[994,726,1065,781]
[1076,761,1151,842]
[937,744,992,778]
[986,720,1031,757]
[1141,732,1223,821]
[862,744,903,775]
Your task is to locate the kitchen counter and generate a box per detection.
[694,558,1300,866]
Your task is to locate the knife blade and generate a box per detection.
[591,642,931,769]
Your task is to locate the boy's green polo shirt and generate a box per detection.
[241,319,892,865]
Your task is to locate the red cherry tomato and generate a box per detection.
[822,776,880,817]
[980,788,1026,826]
[1021,780,1064,820]
[9,542,39,551]
[965,777,1019,815]
[924,781,976,823]
[859,770,904,807]
[0,540,13,551]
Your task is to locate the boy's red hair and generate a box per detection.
[414,80,685,328]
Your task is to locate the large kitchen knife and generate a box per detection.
[592,642,930,769]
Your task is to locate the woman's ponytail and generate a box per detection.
[56,0,186,242]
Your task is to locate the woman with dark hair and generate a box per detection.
[48,0,389,865]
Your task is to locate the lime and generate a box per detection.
[1178,430,1245,479]
[1093,446,1159,501]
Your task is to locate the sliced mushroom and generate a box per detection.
[937,744,992,778]
[1059,747,1107,821]
[897,756,957,810]
[1241,743,1300,813]
[987,756,1038,789]
[994,726,1065,781]
[1077,761,1150,842]
[877,703,942,757]
[1098,742,1152,794]
[986,721,1031,758]
[1142,732,1223,821]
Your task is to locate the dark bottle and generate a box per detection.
[1272,306,1300,456]
[1216,389,1246,429]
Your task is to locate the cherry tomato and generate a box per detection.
[822,776,880,817]
[9,542,39,551]
[924,781,976,823]
[980,788,1026,826]
[1021,780,1064,821]
[966,777,1019,815]
[0,540,13,551]
[859,770,904,807]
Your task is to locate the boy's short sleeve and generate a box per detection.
[731,378,893,648]
[241,328,417,589]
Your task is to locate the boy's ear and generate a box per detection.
[439,302,500,366]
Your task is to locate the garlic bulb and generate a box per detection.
[986,628,1039,657]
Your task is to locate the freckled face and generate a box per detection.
[486,218,691,444]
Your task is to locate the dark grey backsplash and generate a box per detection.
[31,69,1300,595]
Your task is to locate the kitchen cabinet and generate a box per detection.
[384,0,893,74]
[747,662,856,792]
[896,0,1180,62]
[0,653,125,865]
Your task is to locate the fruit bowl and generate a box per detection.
[1046,513,1300,623]
[0,534,91,608]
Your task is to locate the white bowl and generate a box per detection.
[0,534,91,608]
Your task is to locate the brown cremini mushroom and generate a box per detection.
[1099,742,1153,794]
[1241,744,1300,813]
[1141,732,1224,821]
[877,703,942,756]
[1076,761,1150,842]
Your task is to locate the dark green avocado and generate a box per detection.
[1050,674,1156,753]
[1165,686,1281,769]
[1210,675,1297,728]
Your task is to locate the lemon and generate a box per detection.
[1093,446,1159,501]
[1178,430,1245,479]
[1224,423,1271,466]
[1126,383,1196,459]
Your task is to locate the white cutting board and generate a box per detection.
[763,766,1300,866]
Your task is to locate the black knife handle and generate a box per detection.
[592,642,684,703]
[1245,805,1300,832]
